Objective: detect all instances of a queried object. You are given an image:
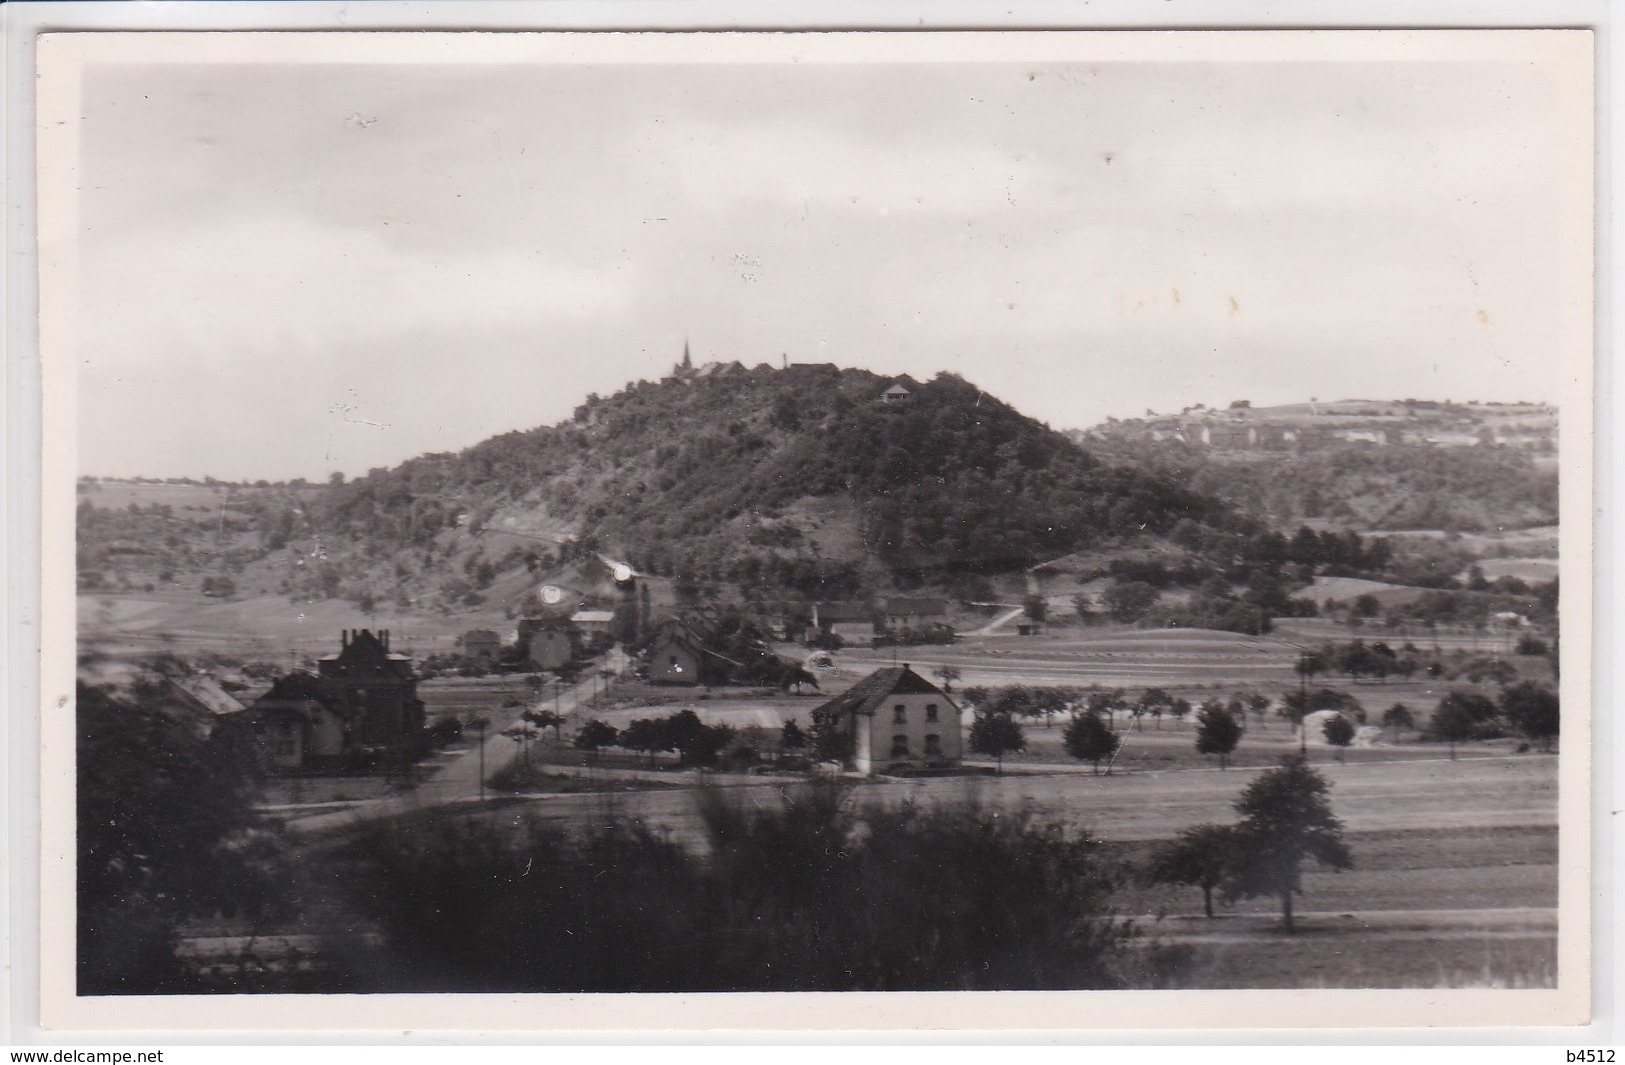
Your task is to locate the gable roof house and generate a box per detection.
[644,621,742,686]
[810,665,962,775]
[243,672,349,772]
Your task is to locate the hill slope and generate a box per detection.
[309,365,1231,602]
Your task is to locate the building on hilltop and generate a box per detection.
[810,664,962,775]
[881,381,912,404]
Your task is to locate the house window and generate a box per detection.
[891,734,910,758]
[893,704,907,724]
[276,724,299,758]
[924,734,941,755]
[925,703,938,722]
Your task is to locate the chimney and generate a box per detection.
[383,629,390,651]
[341,629,349,650]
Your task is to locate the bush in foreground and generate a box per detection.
[334,786,1146,992]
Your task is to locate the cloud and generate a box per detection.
[79,213,634,371]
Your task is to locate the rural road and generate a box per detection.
[284,653,626,834]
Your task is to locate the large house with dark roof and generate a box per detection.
[809,664,962,775]
[246,628,425,771]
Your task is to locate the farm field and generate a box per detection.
[77,589,488,661]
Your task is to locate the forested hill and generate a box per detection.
[316,364,1232,594]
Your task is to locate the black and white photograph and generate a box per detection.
[33,27,1594,1032]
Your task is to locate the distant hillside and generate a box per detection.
[1069,399,1558,533]
[308,365,1231,608]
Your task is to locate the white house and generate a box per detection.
[810,664,962,775]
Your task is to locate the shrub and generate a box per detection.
[333,787,1143,992]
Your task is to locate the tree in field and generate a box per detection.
[932,664,962,693]
[573,719,618,764]
[1168,697,1193,727]
[619,718,669,767]
[1084,687,1128,728]
[1500,681,1560,752]
[1138,687,1174,730]
[1246,692,1272,731]
[523,708,565,740]
[1147,824,1238,919]
[1381,703,1415,742]
[1428,689,1499,759]
[1063,711,1122,775]
[1195,700,1243,769]
[1224,755,1353,934]
[969,712,1026,775]
[1321,714,1355,763]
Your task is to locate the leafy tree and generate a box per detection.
[1022,595,1048,623]
[932,664,962,693]
[1223,756,1353,934]
[523,708,565,740]
[810,709,856,765]
[1168,697,1193,727]
[619,718,669,767]
[1194,700,1243,769]
[78,680,277,992]
[969,712,1026,774]
[1062,712,1121,775]
[1138,687,1174,730]
[1084,687,1128,728]
[1103,579,1159,623]
[1321,714,1355,763]
[573,719,618,763]
[1381,703,1415,742]
[1147,824,1237,918]
[1426,691,1494,759]
[1246,692,1272,730]
[780,717,808,754]
[1500,681,1559,752]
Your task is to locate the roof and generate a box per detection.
[571,610,616,623]
[883,382,912,396]
[247,672,340,720]
[811,666,945,720]
[815,601,875,623]
[650,622,744,668]
[170,676,246,717]
[882,597,948,615]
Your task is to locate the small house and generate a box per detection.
[880,382,912,404]
[879,596,949,632]
[461,629,502,665]
[244,672,348,772]
[809,664,962,775]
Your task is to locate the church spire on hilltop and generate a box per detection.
[681,340,693,372]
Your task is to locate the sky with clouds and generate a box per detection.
[69,38,1589,481]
